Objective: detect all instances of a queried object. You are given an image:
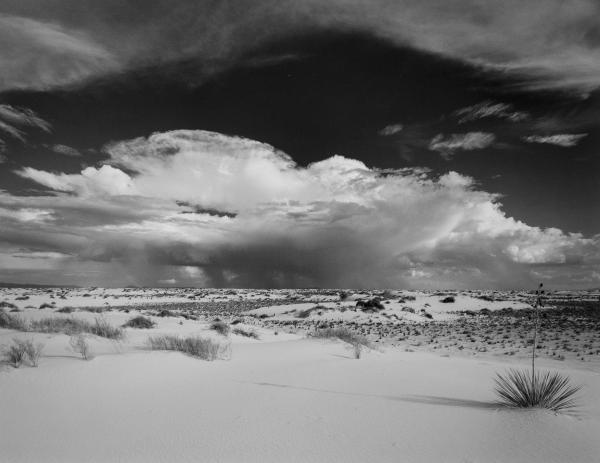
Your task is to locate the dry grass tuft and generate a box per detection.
[148,335,229,360]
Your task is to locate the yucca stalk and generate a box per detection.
[531,283,544,383]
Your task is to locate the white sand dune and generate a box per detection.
[1,331,599,463]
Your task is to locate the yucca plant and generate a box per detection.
[494,284,581,412]
[494,369,581,412]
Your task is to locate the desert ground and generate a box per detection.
[1,287,599,463]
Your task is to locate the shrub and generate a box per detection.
[148,335,229,360]
[69,334,91,360]
[156,309,173,317]
[210,321,231,336]
[122,315,155,329]
[312,327,370,359]
[20,339,44,366]
[296,305,327,318]
[0,301,18,309]
[494,369,581,412]
[0,309,29,331]
[56,307,75,313]
[80,306,105,313]
[232,327,260,339]
[4,339,27,367]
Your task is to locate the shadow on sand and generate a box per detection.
[243,381,497,410]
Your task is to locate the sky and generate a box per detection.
[0,0,598,289]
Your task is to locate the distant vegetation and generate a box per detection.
[122,316,155,329]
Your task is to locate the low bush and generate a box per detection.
[232,327,260,339]
[148,335,229,360]
[21,339,44,366]
[156,309,173,317]
[69,334,91,360]
[3,338,42,367]
[56,307,75,313]
[494,369,581,412]
[122,315,155,329]
[312,327,370,359]
[0,301,18,309]
[4,339,27,367]
[210,321,231,336]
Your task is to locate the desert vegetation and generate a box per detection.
[312,327,370,358]
[148,335,229,360]
[3,338,44,368]
[122,315,155,329]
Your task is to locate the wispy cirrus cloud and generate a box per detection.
[379,123,403,136]
[1,0,600,92]
[454,101,529,124]
[523,133,588,147]
[0,14,117,92]
[0,104,51,152]
[429,132,496,159]
[2,129,597,288]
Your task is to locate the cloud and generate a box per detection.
[454,101,529,124]
[1,0,600,92]
[523,133,588,147]
[429,132,496,159]
[47,144,81,157]
[379,124,403,136]
[2,129,598,288]
[0,14,117,92]
[0,104,52,149]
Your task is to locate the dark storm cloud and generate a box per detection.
[1,0,600,92]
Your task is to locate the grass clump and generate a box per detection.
[232,327,259,339]
[148,335,229,361]
[0,308,29,331]
[210,321,231,336]
[30,316,123,340]
[312,327,370,359]
[122,315,155,329]
[494,369,581,412]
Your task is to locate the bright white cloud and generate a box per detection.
[429,132,496,159]
[2,130,598,288]
[523,133,588,147]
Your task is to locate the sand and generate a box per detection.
[1,288,599,462]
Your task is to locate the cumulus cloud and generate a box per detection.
[1,129,598,288]
[523,133,588,147]
[429,132,496,159]
[1,0,600,92]
[454,101,529,124]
